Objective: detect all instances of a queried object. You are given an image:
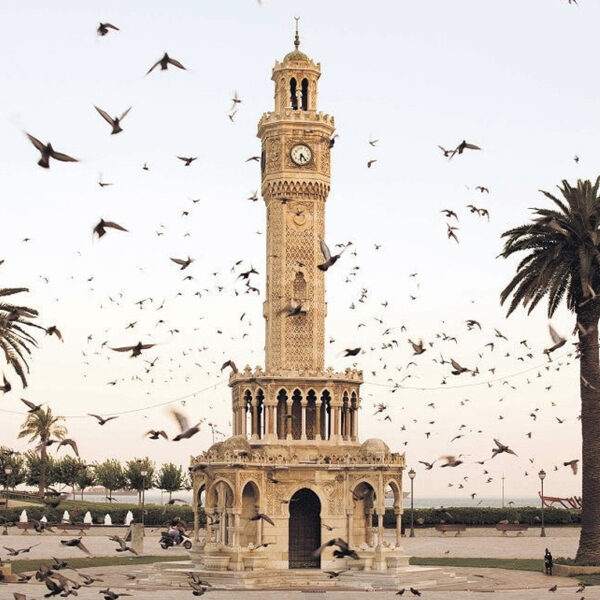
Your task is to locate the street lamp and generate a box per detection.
[408,468,416,538]
[3,466,12,535]
[140,469,148,534]
[539,469,546,537]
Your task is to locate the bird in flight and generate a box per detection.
[318,239,346,271]
[94,105,132,135]
[177,156,197,166]
[111,341,156,358]
[97,22,119,36]
[88,414,118,426]
[146,52,187,74]
[25,133,78,169]
[449,140,481,159]
[93,219,128,238]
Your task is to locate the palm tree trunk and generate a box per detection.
[575,303,600,564]
[39,445,47,497]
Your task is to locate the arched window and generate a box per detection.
[290,78,298,110]
[306,389,317,440]
[320,390,331,440]
[244,390,252,438]
[276,389,288,439]
[292,389,302,440]
[256,389,265,439]
[301,78,309,110]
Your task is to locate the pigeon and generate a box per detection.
[249,512,275,526]
[544,324,566,356]
[25,133,78,168]
[491,438,518,458]
[318,239,345,271]
[93,219,128,238]
[94,106,132,134]
[563,459,579,475]
[170,408,201,441]
[88,414,118,426]
[170,256,194,270]
[60,537,91,555]
[111,342,156,358]
[145,430,168,440]
[97,22,119,36]
[147,52,186,74]
[313,538,359,560]
[177,156,197,166]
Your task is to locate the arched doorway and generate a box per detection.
[288,488,321,569]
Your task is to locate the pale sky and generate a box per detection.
[0,0,593,499]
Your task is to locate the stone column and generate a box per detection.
[232,509,241,548]
[193,486,200,542]
[394,509,403,548]
[286,398,293,439]
[376,511,384,549]
[346,509,353,547]
[300,399,308,440]
[365,508,374,546]
[242,405,247,437]
[350,408,357,441]
[333,405,341,439]
[373,510,387,571]
[315,399,322,441]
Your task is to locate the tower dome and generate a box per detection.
[283,17,310,63]
[360,438,390,454]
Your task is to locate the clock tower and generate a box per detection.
[258,21,334,373]
[189,24,407,583]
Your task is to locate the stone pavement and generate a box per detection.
[0,526,591,599]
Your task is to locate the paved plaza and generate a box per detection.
[1,526,595,599]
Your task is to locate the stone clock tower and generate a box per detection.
[258,24,334,374]
[188,26,409,588]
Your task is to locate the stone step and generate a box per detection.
[135,561,469,591]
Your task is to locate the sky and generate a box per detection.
[0,0,595,500]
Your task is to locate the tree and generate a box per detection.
[500,177,600,564]
[94,459,125,500]
[75,466,96,501]
[55,456,86,500]
[18,407,66,496]
[23,450,58,490]
[155,463,184,502]
[0,448,26,490]
[0,287,43,388]
[124,458,155,504]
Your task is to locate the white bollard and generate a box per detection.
[125,511,134,526]
[83,511,93,524]
[104,514,112,526]
[62,510,70,523]
[40,515,47,523]
[19,510,28,523]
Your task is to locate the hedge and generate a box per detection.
[0,502,579,528]
[390,506,581,527]
[0,499,203,527]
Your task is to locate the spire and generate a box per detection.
[294,16,300,50]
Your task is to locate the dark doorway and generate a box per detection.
[288,488,321,568]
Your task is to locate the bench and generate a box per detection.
[496,523,528,536]
[435,524,466,536]
[58,523,92,536]
[17,522,91,536]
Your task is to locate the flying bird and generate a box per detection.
[145,430,168,440]
[170,256,194,270]
[170,408,201,441]
[88,414,118,426]
[93,219,128,238]
[544,324,566,356]
[491,438,518,458]
[147,52,186,74]
[563,459,579,475]
[25,133,78,169]
[450,140,481,159]
[97,22,119,36]
[94,105,132,134]
[318,239,345,271]
[111,342,156,358]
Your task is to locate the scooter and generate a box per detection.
[159,530,193,550]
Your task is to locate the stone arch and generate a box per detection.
[289,487,321,568]
[276,388,288,439]
[291,388,302,440]
[205,478,235,546]
[240,480,260,547]
[320,389,332,440]
[385,478,402,510]
[243,389,252,438]
[351,480,377,547]
[301,78,309,110]
[306,389,317,440]
[290,77,298,109]
[256,388,265,439]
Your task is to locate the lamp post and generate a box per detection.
[3,466,12,535]
[539,469,546,537]
[408,468,416,538]
[140,469,147,535]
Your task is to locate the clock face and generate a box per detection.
[290,144,312,166]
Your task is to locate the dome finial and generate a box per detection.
[294,16,300,50]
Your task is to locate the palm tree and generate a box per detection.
[500,177,600,564]
[0,287,42,388]
[18,407,67,497]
